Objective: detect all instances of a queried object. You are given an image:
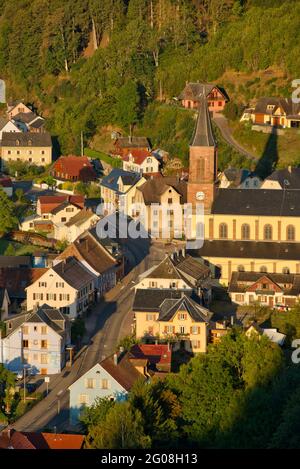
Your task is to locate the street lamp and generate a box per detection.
[23,364,31,403]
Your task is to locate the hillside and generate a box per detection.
[0,0,299,168]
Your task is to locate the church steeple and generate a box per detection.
[191,94,215,147]
[187,95,218,212]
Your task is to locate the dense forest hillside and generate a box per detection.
[0,0,299,156]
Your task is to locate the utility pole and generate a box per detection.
[81,131,84,157]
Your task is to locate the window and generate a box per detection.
[264,224,273,240]
[191,326,199,335]
[61,217,66,222]
[101,379,109,389]
[28,150,32,155]
[41,326,47,335]
[41,340,47,349]
[22,340,29,348]
[260,266,268,273]
[149,281,157,288]
[16,150,20,155]
[179,326,185,334]
[238,265,245,272]
[192,340,201,349]
[29,158,32,162]
[40,354,48,364]
[219,223,228,239]
[167,198,173,204]
[60,306,70,314]
[39,282,47,288]
[41,150,45,155]
[241,224,250,240]
[287,225,295,241]
[85,378,96,389]
[8,150,11,155]
[59,294,70,301]
[56,282,64,288]
[34,326,37,332]
[78,394,89,405]
[146,314,156,321]
[235,294,245,302]
[41,158,45,163]
[33,293,43,301]
[282,267,290,274]
[22,326,29,335]
[66,207,74,212]
[178,313,187,320]
[46,293,56,301]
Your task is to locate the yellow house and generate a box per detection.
[1,132,52,169]
[133,289,212,354]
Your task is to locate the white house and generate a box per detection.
[0,305,71,375]
[0,118,21,141]
[26,257,96,319]
[68,351,144,424]
[122,150,160,175]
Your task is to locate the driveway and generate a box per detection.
[213,114,257,162]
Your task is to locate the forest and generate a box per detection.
[0,0,299,157]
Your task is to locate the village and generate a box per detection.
[0,82,299,449]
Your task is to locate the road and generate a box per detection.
[213,114,258,162]
[11,237,166,433]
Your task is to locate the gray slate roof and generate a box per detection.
[101,168,141,193]
[1,132,52,147]
[189,241,300,260]
[190,94,215,147]
[212,189,300,216]
[264,168,300,189]
[52,257,95,290]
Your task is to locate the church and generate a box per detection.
[187,95,300,285]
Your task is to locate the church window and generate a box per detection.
[264,224,273,240]
[241,224,250,240]
[282,267,290,274]
[287,225,295,241]
[219,223,228,239]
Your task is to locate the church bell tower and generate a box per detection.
[187,94,217,212]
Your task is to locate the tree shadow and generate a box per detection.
[255,129,279,180]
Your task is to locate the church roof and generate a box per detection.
[212,188,300,216]
[190,94,215,147]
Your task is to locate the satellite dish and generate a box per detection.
[196,191,205,201]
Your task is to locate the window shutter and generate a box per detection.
[164,326,168,333]
[190,327,193,334]
[173,326,175,333]
[198,327,201,334]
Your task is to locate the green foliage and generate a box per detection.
[223,102,243,121]
[4,243,15,256]
[117,334,139,352]
[5,161,44,179]
[0,188,18,234]
[84,148,122,168]
[271,305,300,345]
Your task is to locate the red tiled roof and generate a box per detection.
[0,177,13,188]
[0,430,84,449]
[0,267,47,299]
[130,344,172,366]
[122,149,153,165]
[52,156,97,182]
[38,195,85,214]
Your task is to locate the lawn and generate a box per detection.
[230,121,300,175]
[0,239,43,256]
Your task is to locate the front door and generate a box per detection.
[268,297,274,307]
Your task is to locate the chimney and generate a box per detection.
[288,165,292,174]
[113,353,118,366]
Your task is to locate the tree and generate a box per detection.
[14,188,25,203]
[115,81,140,138]
[0,188,18,234]
[85,401,151,449]
[4,243,15,256]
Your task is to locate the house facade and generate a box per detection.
[122,150,160,175]
[53,208,99,243]
[246,97,300,128]
[7,101,33,120]
[0,305,71,375]
[51,156,97,183]
[26,257,96,319]
[0,118,21,141]
[133,289,212,354]
[219,168,262,189]
[68,351,143,424]
[1,132,52,169]
[56,229,117,298]
[178,82,228,112]
[229,271,300,309]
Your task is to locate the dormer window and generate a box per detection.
[16,139,20,146]
[28,139,32,146]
